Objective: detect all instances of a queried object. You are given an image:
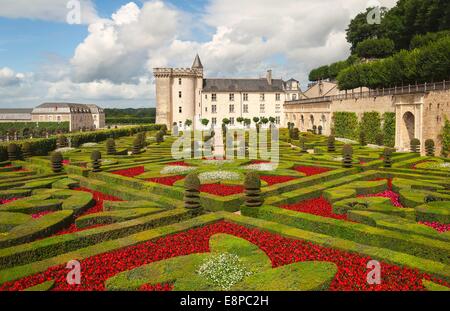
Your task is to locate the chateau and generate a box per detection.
[153,55,302,129]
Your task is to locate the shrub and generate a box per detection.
[410,138,421,153]
[312,125,317,135]
[383,148,393,168]
[50,152,63,173]
[342,144,353,168]
[375,133,384,146]
[332,112,358,140]
[244,172,263,207]
[289,128,299,140]
[7,143,19,161]
[156,131,164,144]
[327,136,336,152]
[355,38,395,59]
[425,139,435,157]
[56,135,67,149]
[22,142,32,159]
[132,137,141,154]
[106,139,116,155]
[299,136,308,153]
[318,125,323,135]
[184,173,201,209]
[382,112,396,147]
[359,131,367,146]
[91,150,102,173]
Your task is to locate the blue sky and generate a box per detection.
[0,0,398,108]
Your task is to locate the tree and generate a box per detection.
[309,65,330,82]
[185,119,193,128]
[355,38,395,59]
[222,118,231,125]
[91,150,102,172]
[184,173,201,209]
[342,144,354,168]
[201,119,210,127]
[244,172,263,207]
[50,152,63,173]
[425,139,435,157]
[253,117,260,124]
[410,138,421,153]
[268,117,276,124]
[237,117,244,124]
[260,117,269,125]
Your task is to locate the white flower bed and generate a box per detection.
[244,163,277,171]
[441,163,450,168]
[81,142,97,147]
[55,147,76,153]
[333,156,343,162]
[160,165,196,175]
[197,253,252,290]
[336,137,357,144]
[203,159,234,165]
[367,144,382,149]
[198,171,240,182]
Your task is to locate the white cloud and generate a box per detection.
[0,0,98,24]
[0,67,28,87]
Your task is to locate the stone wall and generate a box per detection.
[422,90,450,155]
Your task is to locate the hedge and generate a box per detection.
[0,122,70,136]
[382,112,396,147]
[359,112,382,144]
[106,118,155,125]
[332,112,358,140]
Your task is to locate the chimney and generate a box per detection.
[266,70,272,85]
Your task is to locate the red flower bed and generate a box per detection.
[111,166,145,178]
[0,198,18,205]
[358,190,402,207]
[260,175,297,186]
[294,166,331,176]
[139,283,174,291]
[62,160,70,166]
[251,160,272,164]
[1,221,448,291]
[51,188,122,236]
[281,197,348,221]
[419,221,450,233]
[200,183,244,196]
[371,178,393,190]
[31,211,55,219]
[146,176,184,186]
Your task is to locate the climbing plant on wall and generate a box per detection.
[440,118,450,157]
[332,112,358,140]
[382,112,396,147]
[359,112,381,144]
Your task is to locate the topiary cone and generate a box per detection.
[244,171,263,207]
[184,173,201,209]
[7,143,18,161]
[410,138,420,153]
[132,137,141,154]
[359,131,367,146]
[106,138,116,155]
[51,151,63,173]
[299,136,308,153]
[91,150,102,172]
[342,144,353,168]
[425,139,435,157]
[22,142,32,159]
[383,148,393,168]
[327,136,336,152]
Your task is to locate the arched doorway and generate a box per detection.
[310,115,315,129]
[402,112,415,149]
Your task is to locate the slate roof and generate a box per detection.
[0,109,32,120]
[202,78,285,92]
[192,54,203,69]
[0,109,33,114]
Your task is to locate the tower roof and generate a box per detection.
[192,54,203,69]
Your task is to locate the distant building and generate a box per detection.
[31,103,105,131]
[153,55,303,129]
[0,109,33,123]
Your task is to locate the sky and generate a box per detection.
[0,0,398,109]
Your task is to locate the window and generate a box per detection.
[212,94,217,102]
[260,104,265,114]
[243,104,249,113]
[179,107,182,113]
[212,105,217,114]
[205,107,208,112]
[276,93,281,101]
[230,117,235,125]
[178,78,182,85]
[275,116,280,125]
[229,93,235,101]
[179,91,182,98]
[292,94,297,100]
[212,117,217,125]
[243,93,249,101]
[229,104,235,113]
[260,93,265,101]
[205,94,208,100]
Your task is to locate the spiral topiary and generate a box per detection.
[106,138,116,155]
[410,138,421,153]
[56,135,67,149]
[299,136,308,153]
[7,143,19,161]
[425,139,435,157]
[50,151,63,173]
[383,148,393,168]
[91,150,102,172]
[132,137,141,154]
[375,133,384,146]
[22,142,32,159]
[359,131,367,146]
[184,173,201,209]
[342,144,353,168]
[318,125,323,135]
[312,125,317,135]
[244,171,263,207]
[136,132,145,149]
[327,135,336,152]
[156,130,164,144]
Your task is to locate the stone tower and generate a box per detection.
[153,55,204,129]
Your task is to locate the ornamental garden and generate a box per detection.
[0,124,449,291]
